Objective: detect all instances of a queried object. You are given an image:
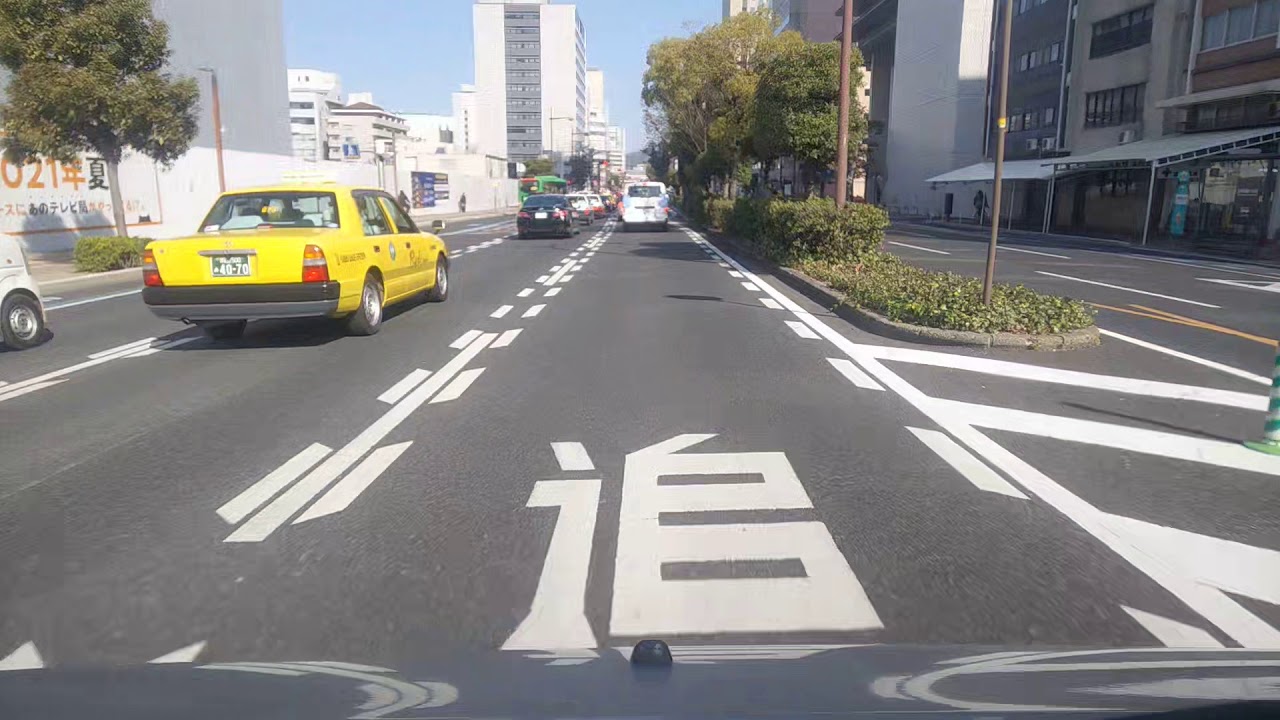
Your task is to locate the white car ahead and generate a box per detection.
[0,233,47,349]
[620,181,670,232]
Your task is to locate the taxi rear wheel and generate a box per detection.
[346,273,383,336]
[426,256,449,302]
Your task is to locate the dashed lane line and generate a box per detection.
[887,241,950,256]
[522,305,546,318]
[906,427,1027,499]
[491,305,514,319]
[1035,271,1221,309]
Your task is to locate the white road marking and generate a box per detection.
[217,443,333,524]
[1121,607,1224,649]
[1199,277,1280,294]
[439,219,514,236]
[1035,271,1221,308]
[123,336,200,357]
[551,265,562,272]
[523,304,545,318]
[0,381,7,389]
[542,258,577,286]
[492,328,523,348]
[89,337,157,359]
[450,329,482,349]
[378,369,433,405]
[149,641,208,664]
[293,442,413,523]
[0,379,67,403]
[741,281,760,292]
[729,270,743,278]
[611,434,882,636]
[518,288,535,298]
[888,241,950,255]
[560,275,575,283]
[225,333,496,543]
[718,262,730,268]
[586,251,596,257]
[490,304,514,319]
[759,297,783,310]
[0,642,43,671]
[503,479,601,650]
[45,288,141,311]
[826,358,884,391]
[569,252,579,257]
[686,224,1280,647]
[536,275,550,283]
[1130,254,1280,280]
[1001,246,1070,260]
[786,320,820,339]
[906,427,1027,499]
[544,287,562,297]
[429,367,486,404]
[551,442,595,471]
[1099,329,1270,386]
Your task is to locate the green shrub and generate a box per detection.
[73,236,149,273]
[798,252,1095,334]
[705,198,735,231]
[724,197,888,264]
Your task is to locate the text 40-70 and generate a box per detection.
[0,158,103,192]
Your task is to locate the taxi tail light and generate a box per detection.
[302,244,329,283]
[142,248,163,287]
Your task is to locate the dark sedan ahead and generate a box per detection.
[517,195,578,238]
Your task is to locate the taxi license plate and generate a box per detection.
[535,212,548,219]
[211,255,252,278]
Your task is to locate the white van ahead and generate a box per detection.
[620,182,669,233]
[0,233,47,349]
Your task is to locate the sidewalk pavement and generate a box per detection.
[409,206,518,224]
[898,219,1280,269]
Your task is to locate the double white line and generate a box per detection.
[0,335,198,404]
[219,331,500,542]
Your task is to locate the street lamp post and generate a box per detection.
[835,0,855,208]
[981,0,1014,305]
[197,66,226,193]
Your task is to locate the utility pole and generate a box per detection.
[198,67,226,193]
[982,0,1013,305]
[835,0,855,208]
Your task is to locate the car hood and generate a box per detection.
[2,644,1278,719]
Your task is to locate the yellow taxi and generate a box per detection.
[142,184,449,339]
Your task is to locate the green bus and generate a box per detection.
[519,175,568,203]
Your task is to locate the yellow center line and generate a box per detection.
[1089,302,1277,347]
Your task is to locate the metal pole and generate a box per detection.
[1141,163,1157,245]
[199,67,227,193]
[1008,181,1016,229]
[1244,347,1280,455]
[1043,173,1055,234]
[835,0,855,208]
[982,0,1013,305]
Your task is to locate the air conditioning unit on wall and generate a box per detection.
[1118,129,1141,144]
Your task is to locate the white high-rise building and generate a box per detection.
[451,84,479,154]
[473,0,588,168]
[586,68,608,163]
[288,69,343,162]
[724,0,768,19]
[607,126,625,172]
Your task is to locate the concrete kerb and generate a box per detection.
[702,226,1099,352]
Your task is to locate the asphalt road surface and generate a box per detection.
[1,213,1278,671]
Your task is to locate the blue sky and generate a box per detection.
[282,0,721,153]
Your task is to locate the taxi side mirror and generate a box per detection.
[430,220,447,233]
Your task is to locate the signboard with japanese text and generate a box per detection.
[410,172,451,209]
[0,153,163,236]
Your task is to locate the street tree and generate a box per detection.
[752,41,868,196]
[0,0,200,238]
[567,150,594,189]
[522,156,555,177]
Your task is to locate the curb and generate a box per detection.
[705,227,1100,352]
[37,266,142,288]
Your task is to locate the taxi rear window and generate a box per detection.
[200,192,340,232]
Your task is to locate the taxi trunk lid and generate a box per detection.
[149,229,335,286]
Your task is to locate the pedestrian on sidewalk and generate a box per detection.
[973,189,988,226]
[458,193,467,214]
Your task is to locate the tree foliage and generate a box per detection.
[753,42,867,193]
[566,151,594,188]
[0,0,200,237]
[522,156,555,177]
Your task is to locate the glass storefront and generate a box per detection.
[1152,147,1280,258]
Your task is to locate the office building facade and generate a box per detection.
[473,0,588,166]
[288,69,343,162]
[774,0,843,40]
[725,0,769,19]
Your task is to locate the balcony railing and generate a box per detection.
[1090,20,1152,58]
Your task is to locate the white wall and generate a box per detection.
[399,154,519,216]
[541,4,587,163]
[881,0,993,216]
[473,3,508,159]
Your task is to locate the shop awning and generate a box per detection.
[1048,126,1280,170]
[925,159,1056,184]
[1156,79,1280,109]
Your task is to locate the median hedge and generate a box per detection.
[73,236,150,273]
[700,196,1095,335]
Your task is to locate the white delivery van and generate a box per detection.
[0,233,47,349]
[620,181,669,233]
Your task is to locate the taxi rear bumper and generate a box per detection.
[143,282,342,321]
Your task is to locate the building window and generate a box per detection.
[1042,136,1057,150]
[1010,113,1023,131]
[1023,111,1036,129]
[1044,106,1055,125]
[1049,41,1061,62]
[1025,138,1039,151]
[1202,0,1279,50]
[289,101,315,110]
[1090,4,1153,58]
[1084,83,1145,128]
